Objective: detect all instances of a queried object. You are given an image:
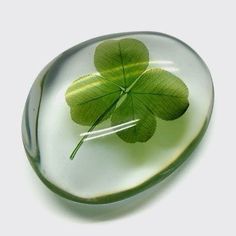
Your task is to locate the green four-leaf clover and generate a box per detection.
[65,38,189,160]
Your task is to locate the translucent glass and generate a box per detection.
[22,32,214,204]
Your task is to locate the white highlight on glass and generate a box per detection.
[80,119,140,141]
[149,60,179,72]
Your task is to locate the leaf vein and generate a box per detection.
[118,41,127,88]
[131,92,187,98]
[77,91,121,105]
[130,95,137,138]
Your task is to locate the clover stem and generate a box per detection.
[69,122,97,160]
[69,91,124,160]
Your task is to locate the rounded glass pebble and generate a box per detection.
[22,32,214,204]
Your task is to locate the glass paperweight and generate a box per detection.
[22,32,214,204]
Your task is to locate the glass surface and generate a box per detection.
[22,32,214,204]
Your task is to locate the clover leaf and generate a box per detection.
[94,38,149,88]
[65,38,189,160]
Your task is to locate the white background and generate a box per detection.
[0,0,235,235]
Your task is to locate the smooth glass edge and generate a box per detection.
[22,31,215,204]
[62,31,213,80]
[21,54,64,163]
[23,104,214,204]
